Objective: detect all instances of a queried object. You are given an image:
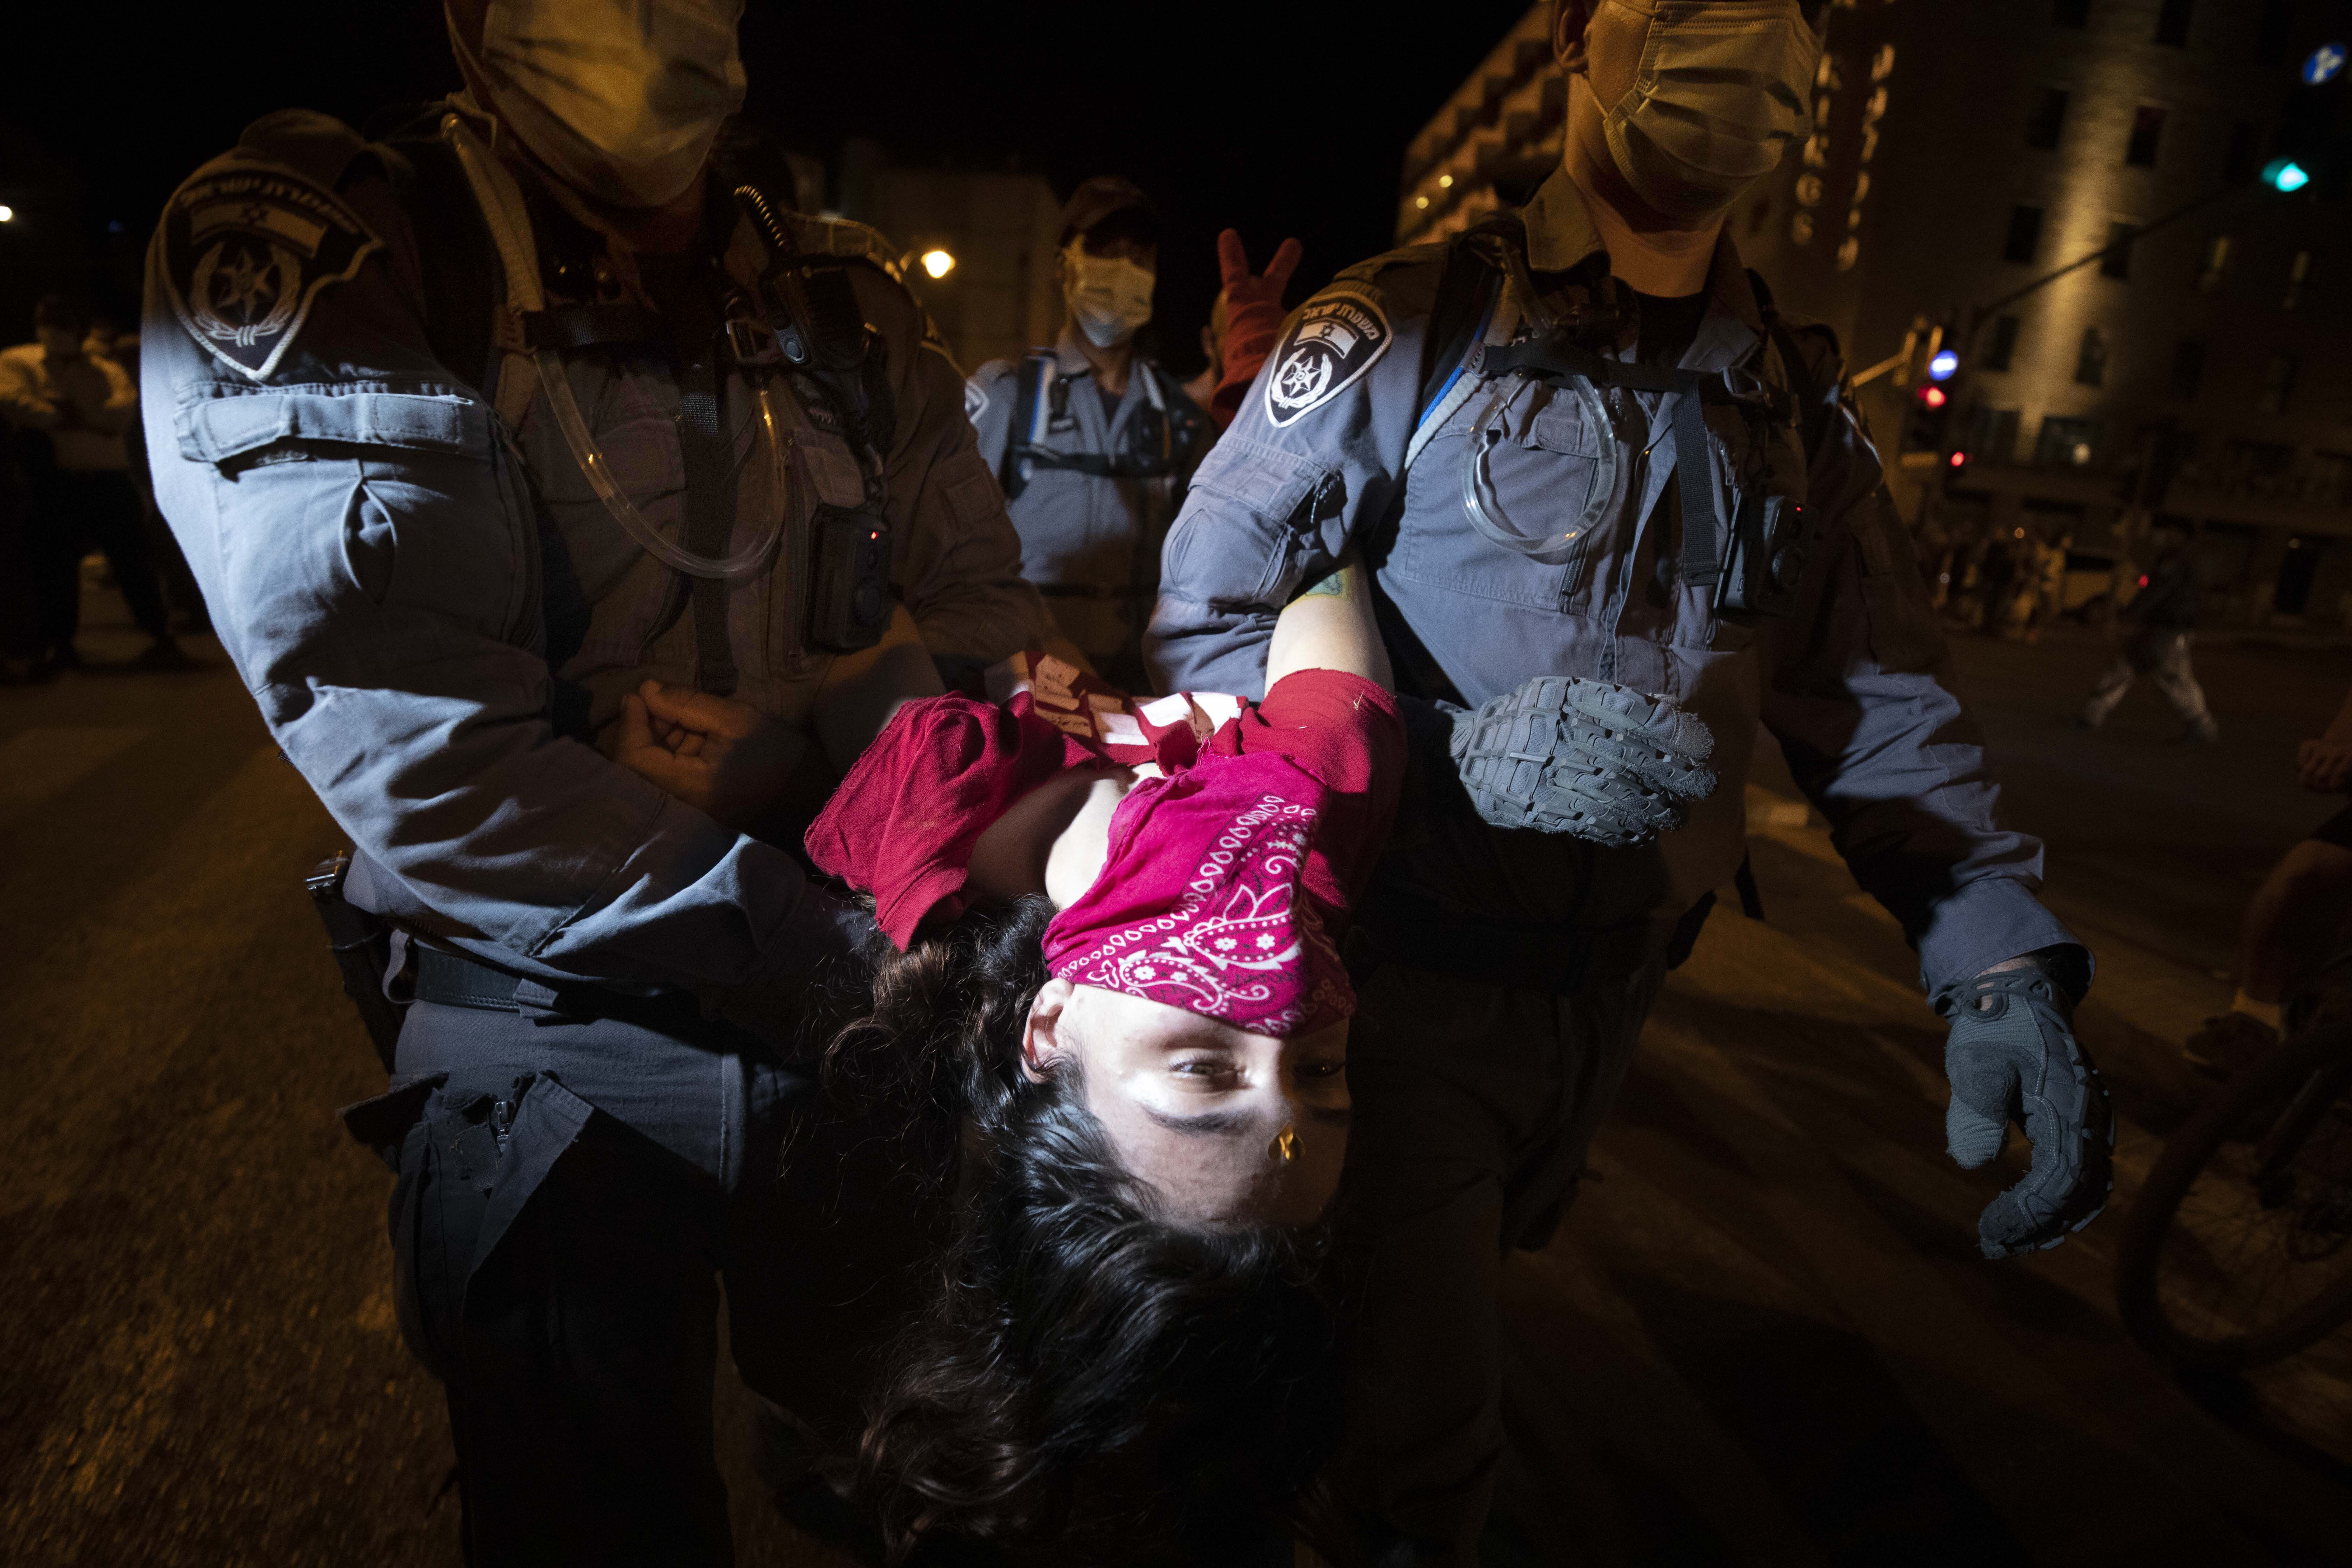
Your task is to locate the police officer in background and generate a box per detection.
[1149,1,2112,1560]
[141,0,1045,1559]
[966,177,1210,688]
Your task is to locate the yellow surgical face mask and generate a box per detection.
[451,0,747,209]
[1063,242,1156,349]
[1593,0,1820,222]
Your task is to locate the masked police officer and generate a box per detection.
[141,1,1046,1560]
[1148,1,2113,1560]
[965,177,1210,689]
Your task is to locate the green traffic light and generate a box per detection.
[2262,157,2312,192]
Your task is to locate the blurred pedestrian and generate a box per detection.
[2076,526,2216,741]
[86,312,208,634]
[1976,530,2017,636]
[0,294,191,673]
[2023,530,2069,643]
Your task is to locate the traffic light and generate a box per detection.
[2270,51,2347,197]
[1903,380,1951,454]
[2263,156,2312,192]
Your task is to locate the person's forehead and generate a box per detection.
[1068,984,1347,1050]
[1071,983,1245,1045]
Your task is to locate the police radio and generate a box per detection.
[808,503,892,651]
[1714,492,1813,625]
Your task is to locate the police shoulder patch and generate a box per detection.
[1264,286,1392,428]
[160,162,382,382]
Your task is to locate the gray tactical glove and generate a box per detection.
[1448,676,1716,847]
[1935,964,2114,1259]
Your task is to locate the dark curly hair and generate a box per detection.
[831,897,1346,1566]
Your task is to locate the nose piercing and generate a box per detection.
[1270,1125,1300,1163]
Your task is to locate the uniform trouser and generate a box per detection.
[1332,927,1671,1568]
[31,468,169,649]
[343,999,947,1567]
[2081,629,2212,731]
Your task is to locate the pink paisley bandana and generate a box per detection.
[807,655,1404,1037]
[1042,671,1402,1039]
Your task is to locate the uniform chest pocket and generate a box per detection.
[1520,390,1611,458]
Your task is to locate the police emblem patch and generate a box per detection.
[1264,287,1391,428]
[161,165,381,382]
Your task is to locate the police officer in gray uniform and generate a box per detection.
[140,1,1045,1560]
[1148,1,2112,1560]
[965,177,1210,690]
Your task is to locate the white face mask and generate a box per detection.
[1063,242,1156,348]
[1594,0,1819,222]
[450,0,747,209]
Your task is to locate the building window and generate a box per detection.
[1982,314,2021,371]
[2286,249,2315,309]
[1962,406,2022,465]
[2100,222,2137,279]
[2037,415,2102,466]
[2004,204,2045,264]
[2074,326,2108,387]
[2155,0,2193,46]
[2126,106,2167,167]
[2308,450,2352,507]
[2171,340,2206,399]
[2198,234,2233,293]
[2224,120,2260,183]
[2025,86,2070,150]
[2257,352,2299,414]
[2052,0,2089,25]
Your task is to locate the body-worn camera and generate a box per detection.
[1714,491,1815,625]
[808,502,892,651]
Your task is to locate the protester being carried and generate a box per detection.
[617,560,1715,1561]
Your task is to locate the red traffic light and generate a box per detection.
[1918,385,1948,409]
[1947,450,1967,467]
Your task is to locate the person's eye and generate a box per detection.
[1172,1058,1240,1082]
[1298,1058,1348,1080]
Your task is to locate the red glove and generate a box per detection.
[1210,229,1303,427]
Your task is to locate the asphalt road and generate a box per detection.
[3,598,2347,1566]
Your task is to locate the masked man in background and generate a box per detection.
[965,178,1210,689]
[140,0,1046,1560]
[1148,2,2113,1560]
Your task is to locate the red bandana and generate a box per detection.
[807,658,1404,1038]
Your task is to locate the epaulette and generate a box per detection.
[233,108,380,194]
[786,212,903,277]
[1331,240,1451,293]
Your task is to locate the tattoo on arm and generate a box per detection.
[1293,566,1350,601]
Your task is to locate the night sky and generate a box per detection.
[7,0,1534,370]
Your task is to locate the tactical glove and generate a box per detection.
[1448,676,1716,847]
[1936,966,2114,1259]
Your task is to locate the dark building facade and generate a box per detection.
[1407,0,2352,626]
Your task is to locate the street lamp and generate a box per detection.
[920,248,955,279]
[0,206,14,223]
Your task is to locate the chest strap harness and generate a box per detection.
[1418,217,1826,626]
[1000,350,1188,502]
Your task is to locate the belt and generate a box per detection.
[1037,583,1157,602]
[411,946,716,1036]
